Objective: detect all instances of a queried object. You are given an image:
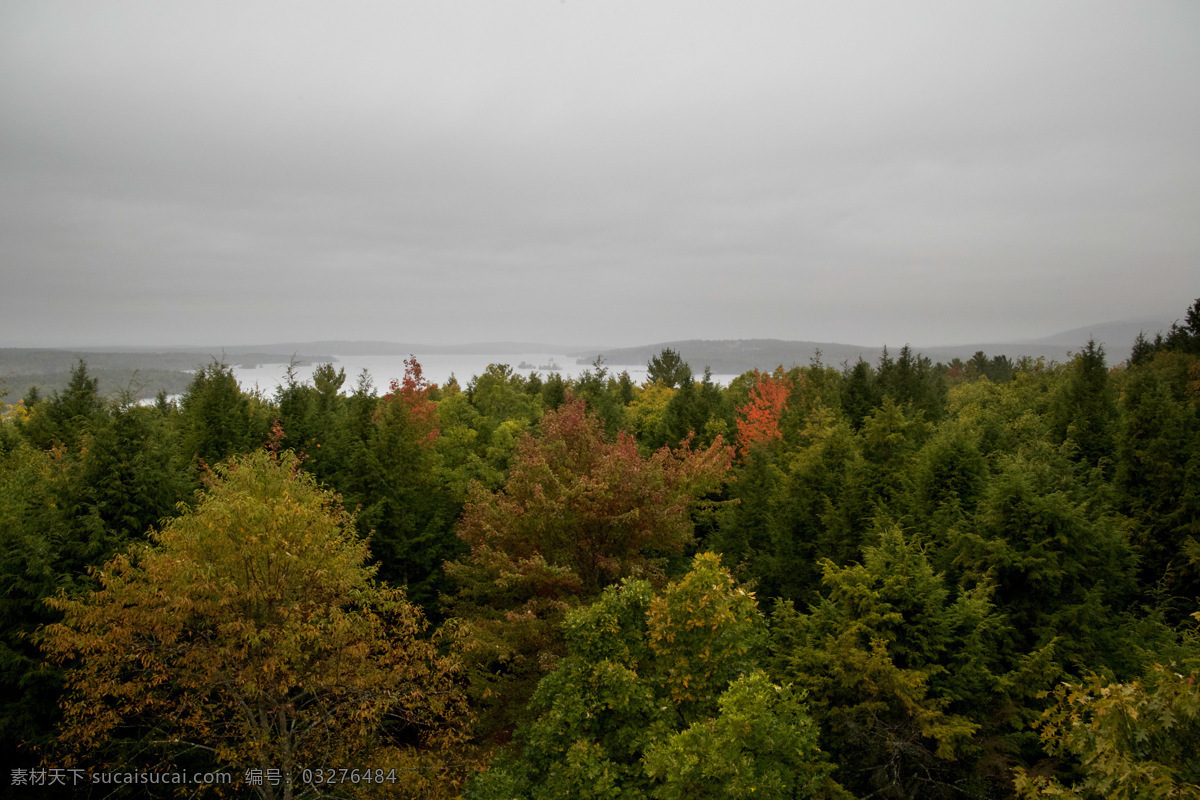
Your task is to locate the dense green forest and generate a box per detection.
[2,302,1199,799]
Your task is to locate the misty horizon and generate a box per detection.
[9,314,1180,357]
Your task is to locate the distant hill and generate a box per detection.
[1016,319,1174,352]
[78,341,583,357]
[568,320,1173,377]
[5,318,1169,402]
[251,341,576,356]
[568,340,885,375]
[0,348,331,402]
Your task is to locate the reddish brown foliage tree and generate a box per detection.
[444,395,733,738]
[380,355,439,447]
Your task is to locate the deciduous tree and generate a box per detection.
[1014,659,1200,800]
[467,555,848,800]
[40,449,468,799]
[736,369,792,453]
[445,396,732,738]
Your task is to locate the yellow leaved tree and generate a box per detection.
[40,449,469,799]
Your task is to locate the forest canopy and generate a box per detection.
[3,298,1199,798]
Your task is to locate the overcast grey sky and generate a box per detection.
[2,1,1197,349]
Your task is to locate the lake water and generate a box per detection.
[229,353,739,396]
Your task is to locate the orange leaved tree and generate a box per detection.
[736,368,793,453]
[40,449,468,800]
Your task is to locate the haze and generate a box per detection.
[2,1,1197,350]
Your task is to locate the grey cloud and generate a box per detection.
[2,1,1197,349]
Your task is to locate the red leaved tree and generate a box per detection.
[380,355,439,447]
[443,395,733,739]
[736,368,793,453]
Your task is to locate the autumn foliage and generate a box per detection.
[444,395,733,738]
[8,297,1200,800]
[1013,661,1200,800]
[380,355,439,447]
[736,368,793,452]
[39,450,468,799]
[452,395,732,595]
